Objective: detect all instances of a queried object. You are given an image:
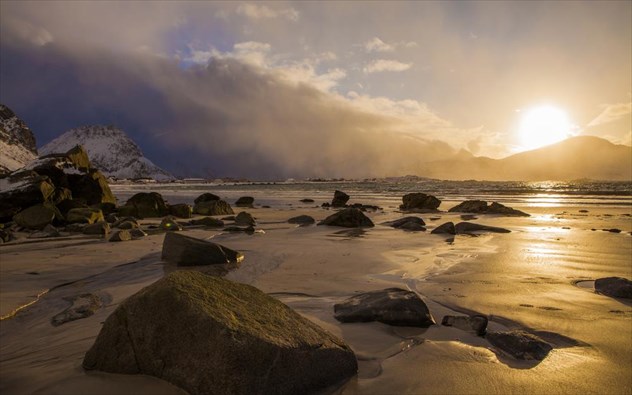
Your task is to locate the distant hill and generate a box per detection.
[0,104,38,174]
[40,125,173,181]
[420,136,632,181]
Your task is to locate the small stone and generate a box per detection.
[169,203,193,219]
[82,221,110,236]
[235,196,254,207]
[190,217,225,227]
[288,215,315,225]
[441,315,488,336]
[109,230,132,242]
[234,211,256,226]
[160,216,183,231]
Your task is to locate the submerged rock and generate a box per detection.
[83,271,358,395]
[190,217,225,227]
[383,216,426,231]
[449,200,529,217]
[486,330,553,360]
[334,288,435,327]
[431,222,456,235]
[399,193,441,212]
[487,202,529,217]
[441,315,488,336]
[454,222,510,234]
[51,293,102,326]
[318,208,374,228]
[288,215,315,226]
[594,277,632,299]
[162,232,243,266]
[331,190,350,207]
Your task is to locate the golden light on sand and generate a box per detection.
[518,106,571,150]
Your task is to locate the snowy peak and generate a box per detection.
[40,125,173,181]
[0,104,38,174]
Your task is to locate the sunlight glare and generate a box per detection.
[519,106,571,150]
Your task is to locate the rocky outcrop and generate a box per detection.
[449,200,529,217]
[399,193,441,212]
[318,208,374,228]
[486,330,553,360]
[331,190,350,207]
[334,288,435,327]
[0,104,38,174]
[594,277,632,299]
[161,232,244,266]
[83,271,358,395]
[0,172,55,221]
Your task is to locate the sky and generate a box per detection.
[0,1,630,179]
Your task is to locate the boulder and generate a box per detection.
[300,199,315,203]
[66,208,104,224]
[115,220,139,230]
[318,208,374,228]
[223,225,258,234]
[29,224,61,239]
[190,217,224,227]
[431,222,456,235]
[0,228,15,243]
[50,187,73,205]
[448,200,488,213]
[169,203,192,219]
[13,204,56,229]
[160,216,182,231]
[130,228,148,239]
[109,230,132,242]
[82,221,110,236]
[235,196,254,207]
[67,170,116,206]
[123,192,169,218]
[487,202,530,217]
[105,213,119,223]
[331,190,350,207]
[441,315,488,336]
[486,330,553,360]
[162,232,244,266]
[193,193,220,204]
[193,200,234,216]
[594,277,632,299]
[234,211,256,226]
[399,193,441,212]
[64,145,92,171]
[0,172,55,220]
[56,199,88,216]
[455,222,510,234]
[82,271,358,395]
[334,288,435,327]
[288,215,315,226]
[383,216,426,231]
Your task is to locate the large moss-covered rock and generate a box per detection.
[162,232,243,266]
[13,204,56,229]
[318,208,374,228]
[83,271,358,395]
[399,193,441,212]
[66,208,104,224]
[0,171,55,221]
[193,200,234,216]
[67,170,116,206]
[65,145,92,171]
[123,192,169,218]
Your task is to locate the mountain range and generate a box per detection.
[0,104,38,174]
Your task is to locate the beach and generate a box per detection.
[1,182,631,394]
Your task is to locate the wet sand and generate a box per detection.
[1,195,630,394]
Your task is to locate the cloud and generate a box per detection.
[364,37,394,53]
[363,59,412,74]
[236,3,299,22]
[587,102,632,127]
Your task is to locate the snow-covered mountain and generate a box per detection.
[40,125,173,181]
[0,104,38,174]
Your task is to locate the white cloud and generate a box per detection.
[236,3,299,21]
[587,102,632,127]
[363,59,412,74]
[364,37,394,53]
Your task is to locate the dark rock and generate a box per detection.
[223,225,259,234]
[235,196,254,207]
[67,170,116,206]
[486,330,553,360]
[300,199,314,203]
[384,216,426,231]
[51,293,102,326]
[190,217,224,227]
[399,193,441,212]
[487,202,529,217]
[116,205,137,218]
[448,200,488,213]
[115,219,139,230]
[431,222,456,235]
[0,228,14,243]
[607,228,622,233]
[288,215,315,225]
[161,232,243,265]
[83,221,110,236]
[13,204,56,229]
[66,208,104,224]
[64,145,92,171]
[349,203,381,212]
[193,200,234,216]
[105,213,119,223]
[169,203,192,219]
[460,214,478,221]
[123,192,169,218]
[441,315,488,336]
[50,187,73,205]
[130,228,148,239]
[82,271,357,395]
[96,202,117,216]
[334,288,435,327]
[56,199,88,216]
[64,223,86,233]
[594,277,632,299]
[193,193,220,204]
[109,230,132,242]
[222,215,236,221]
[234,211,256,226]
[579,209,589,213]
[455,222,510,234]
[318,208,374,228]
[29,224,61,238]
[331,190,350,207]
[160,216,182,231]
[0,172,55,221]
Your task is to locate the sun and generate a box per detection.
[518,105,571,150]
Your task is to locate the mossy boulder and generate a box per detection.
[168,203,192,219]
[83,271,358,395]
[193,200,234,216]
[123,192,169,218]
[66,208,104,224]
[194,193,220,204]
[67,170,116,206]
[0,172,55,221]
[12,204,56,229]
[318,208,374,228]
[162,232,243,266]
[65,145,91,171]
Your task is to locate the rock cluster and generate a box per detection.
[449,200,529,217]
[399,193,441,212]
